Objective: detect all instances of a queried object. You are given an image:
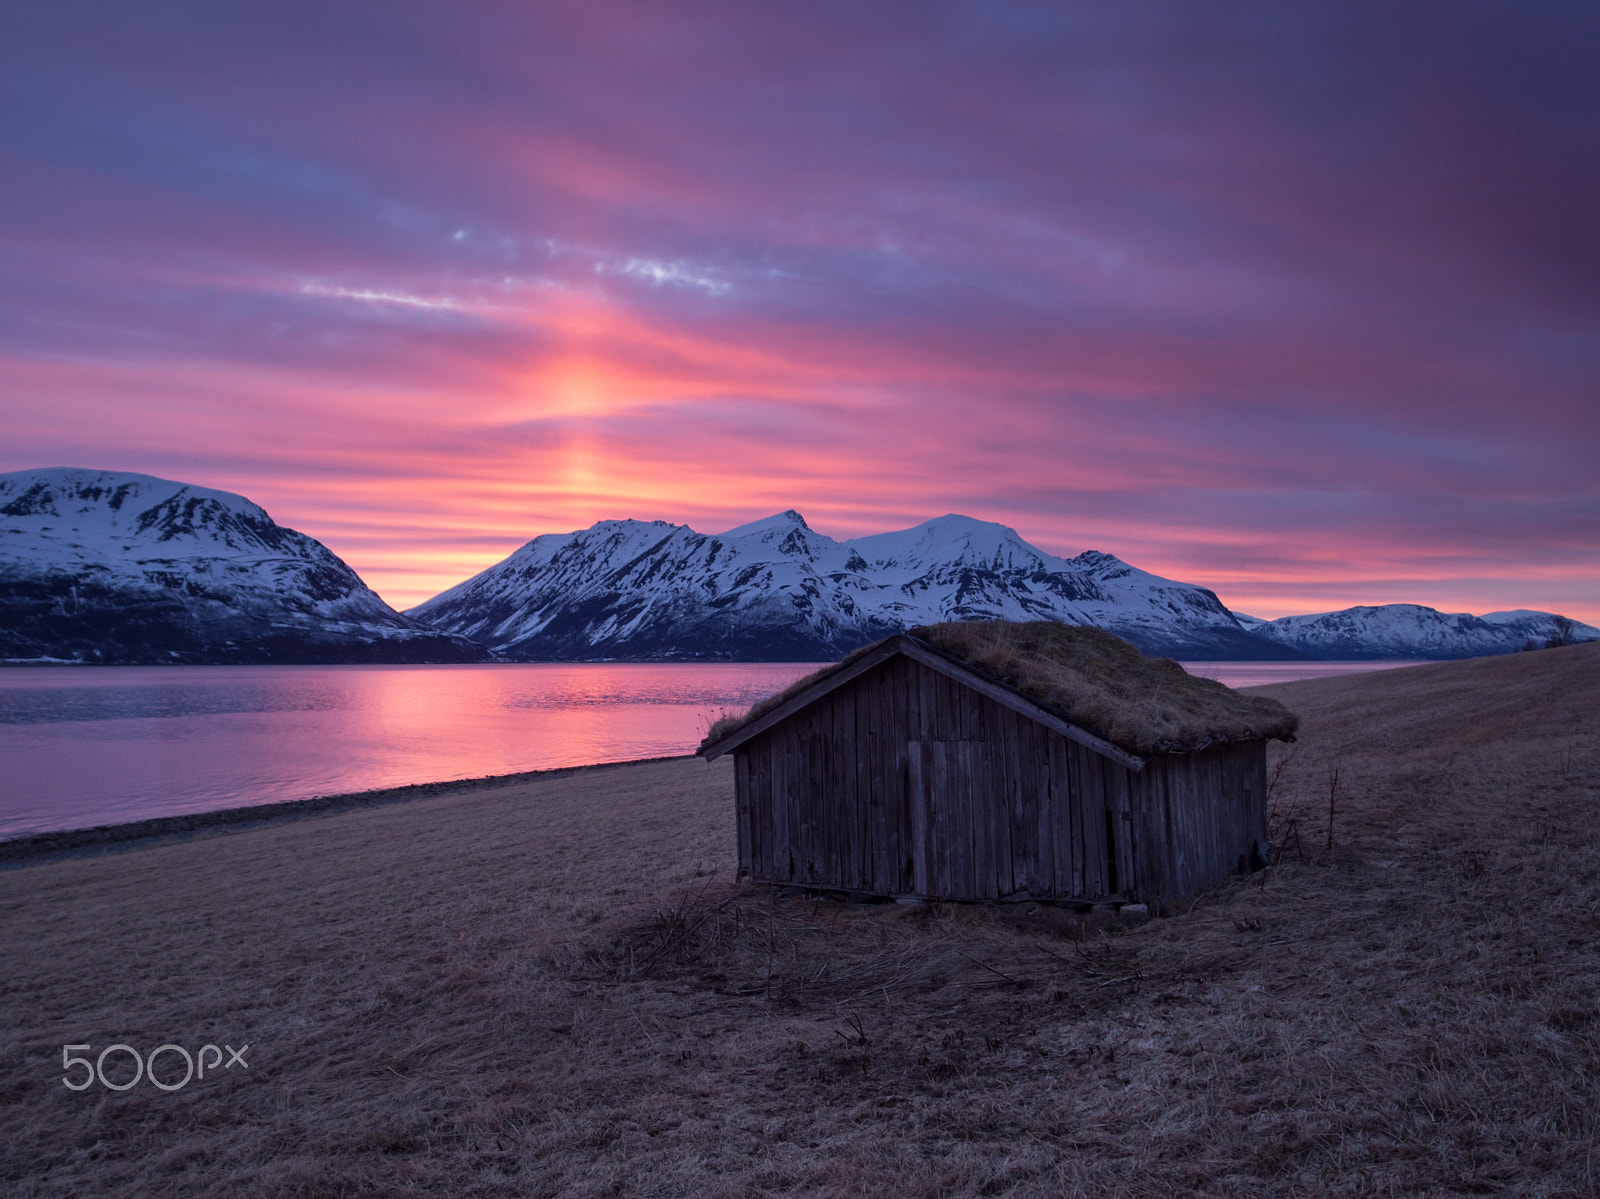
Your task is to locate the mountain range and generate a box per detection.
[2,468,1594,664]
[406,509,1296,660]
[1236,605,1594,660]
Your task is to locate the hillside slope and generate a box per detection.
[0,468,488,664]
[4,649,1599,1194]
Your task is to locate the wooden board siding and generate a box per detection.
[731,652,1268,903]
[1132,741,1268,902]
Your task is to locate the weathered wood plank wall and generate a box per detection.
[734,654,1268,903]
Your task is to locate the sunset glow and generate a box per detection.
[3,3,1596,620]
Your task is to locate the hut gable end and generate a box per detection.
[702,635,1144,770]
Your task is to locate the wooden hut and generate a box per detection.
[700,621,1298,906]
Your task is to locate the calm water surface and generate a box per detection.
[0,663,824,838]
[0,658,1423,837]
[1177,660,1425,688]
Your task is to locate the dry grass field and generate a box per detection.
[2,643,1597,1197]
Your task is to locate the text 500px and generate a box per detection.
[62,1043,249,1091]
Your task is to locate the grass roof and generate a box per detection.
[700,620,1299,757]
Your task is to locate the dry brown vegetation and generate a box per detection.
[3,642,1598,1197]
[704,621,1298,755]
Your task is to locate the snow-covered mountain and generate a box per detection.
[0,468,488,664]
[1242,604,1599,660]
[407,510,1298,661]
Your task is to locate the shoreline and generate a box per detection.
[0,753,695,871]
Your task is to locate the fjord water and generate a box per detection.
[1178,660,1424,687]
[0,659,1422,839]
[0,663,824,838]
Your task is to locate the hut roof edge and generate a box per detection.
[700,633,1147,770]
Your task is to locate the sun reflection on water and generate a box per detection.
[0,663,823,837]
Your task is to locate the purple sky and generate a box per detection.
[2,1,1597,618]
